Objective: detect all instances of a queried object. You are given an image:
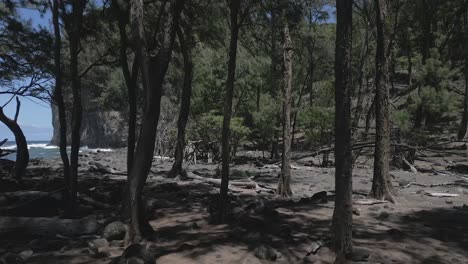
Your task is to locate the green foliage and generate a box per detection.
[188,112,250,158]
[250,95,281,150]
[298,106,334,146]
[392,110,412,133]
[407,54,460,127]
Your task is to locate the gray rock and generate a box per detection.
[368,206,381,211]
[353,207,361,216]
[109,240,125,248]
[103,221,127,241]
[346,247,370,262]
[91,238,109,248]
[254,245,279,261]
[18,250,33,260]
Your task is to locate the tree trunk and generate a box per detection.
[269,1,280,161]
[331,0,353,260]
[370,0,396,203]
[127,0,184,243]
[68,0,86,213]
[52,0,70,202]
[116,4,139,174]
[458,1,468,140]
[168,16,194,179]
[217,0,240,224]
[0,99,28,179]
[277,23,293,197]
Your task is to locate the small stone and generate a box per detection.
[91,238,109,248]
[18,250,33,260]
[254,245,279,261]
[103,221,127,241]
[386,228,404,238]
[346,247,370,261]
[378,211,390,219]
[353,207,361,216]
[445,200,453,205]
[109,240,124,248]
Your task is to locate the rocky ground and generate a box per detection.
[0,147,468,264]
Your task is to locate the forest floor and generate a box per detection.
[1,147,468,264]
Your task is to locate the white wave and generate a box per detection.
[1,143,57,150]
[80,146,113,153]
[28,144,58,149]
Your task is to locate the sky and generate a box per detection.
[0,8,53,142]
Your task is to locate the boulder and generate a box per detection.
[254,245,279,261]
[103,221,127,241]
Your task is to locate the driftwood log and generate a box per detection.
[0,216,100,236]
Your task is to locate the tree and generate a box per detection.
[218,0,241,223]
[112,0,139,173]
[61,0,87,213]
[51,0,70,201]
[127,0,184,243]
[0,2,52,179]
[458,0,468,140]
[277,22,293,197]
[370,0,397,203]
[168,9,195,178]
[331,0,353,261]
[0,98,28,179]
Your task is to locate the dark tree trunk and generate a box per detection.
[331,0,353,260]
[168,16,194,179]
[127,0,183,243]
[413,0,433,130]
[370,0,396,203]
[51,0,70,197]
[269,1,280,160]
[458,1,468,140]
[68,0,86,213]
[277,23,293,197]
[0,99,28,179]
[116,4,139,174]
[218,0,240,224]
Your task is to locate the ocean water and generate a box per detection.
[1,141,113,160]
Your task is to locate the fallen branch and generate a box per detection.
[425,192,459,197]
[354,199,388,205]
[0,216,100,236]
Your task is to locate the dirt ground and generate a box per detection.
[1,148,467,264]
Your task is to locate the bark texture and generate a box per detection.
[218,0,241,224]
[168,14,194,179]
[127,0,184,243]
[52,0,70,199]
[277,23,293,197]
[370,0,397,203]
[458,1,468,140]
[68,0,87,212]
[331,0,353,260]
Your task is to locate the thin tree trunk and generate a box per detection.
[0,99,28,179]
[168,19,194,178]
[331,0,353,260]
[127,0,184,243]
[370,0,396,203]
[218,0,240,224]
[68,0,86,212]
[269,1,280,160]
[277,23,293,197]
[117,8,139,174]
[458,1,468,140]
[51,0,70,198]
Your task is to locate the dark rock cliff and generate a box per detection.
[50,87,128,148]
